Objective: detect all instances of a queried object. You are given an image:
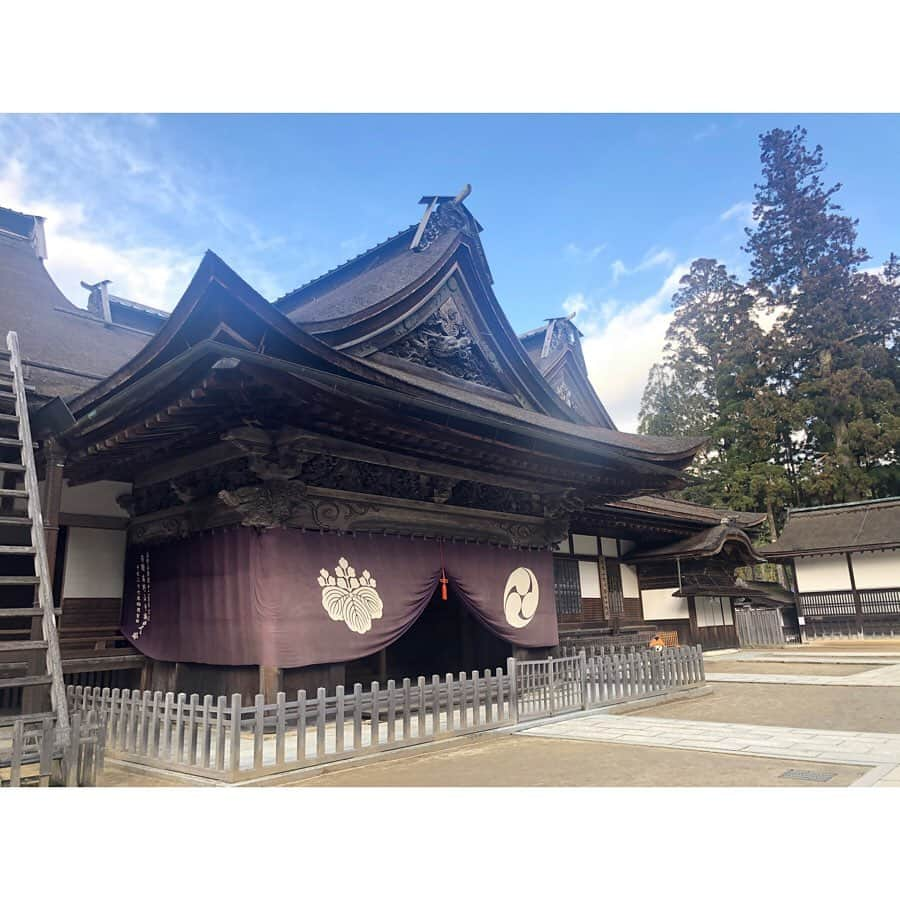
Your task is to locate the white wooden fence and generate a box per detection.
[65,647,705,783]
[67,668,515,784]
[515,645,705,721]
[1,710,106,788]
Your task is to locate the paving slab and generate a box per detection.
[523,713,900,769]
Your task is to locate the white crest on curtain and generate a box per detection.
[504,566,539,628]
[318,557,384,634]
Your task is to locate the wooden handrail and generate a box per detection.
[6,331,69,744]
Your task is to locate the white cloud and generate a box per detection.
[563,241,607,262]
[693,123,720,142]
[609,246,675,283]
[569,262,690,432]
[0,157,199,311]
[720,201,754,227]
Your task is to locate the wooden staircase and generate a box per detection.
[0,331,69,782]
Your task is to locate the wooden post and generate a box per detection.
[230,694,242,775]
[370,681,380,747]
[296,690,307,762]
[316,687,326,758]
[253,694,265,770]
[215,695,227,770]
[39,439,66,585]
[417,676,427,739]
[334,686,345,754]
[259,665,282,705]
[847,553,864,637]
[386,679,396,744]
[274,691,286,764]
[401,678,411,740]
[352,684,362,751]
[507,657,518,724]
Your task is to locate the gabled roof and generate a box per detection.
[623,523,765,564]
[274,195,595,422]
[608,495,766,529]
[519,317,616,428]
[762,497,900,558]
[60,250,705,496]
[0,207,152,400]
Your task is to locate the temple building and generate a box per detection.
[0,190,768,705]
[762,498,900,640]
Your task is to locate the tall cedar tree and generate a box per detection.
[745,127,900,504]
[639,127,899,533]
[638,259,791,537]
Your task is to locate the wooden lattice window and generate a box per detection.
[554,557,582,616]
[605,559,624,615]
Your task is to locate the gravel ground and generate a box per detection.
[285,734,864,787]
[628,682,900,732]
[702,661,880,676]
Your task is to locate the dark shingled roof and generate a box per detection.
[609,495,766,529]
[761,497,900,558]
[275,225,458,328]
[0,214,153,400]
[623,523,765,564]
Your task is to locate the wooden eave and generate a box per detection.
[59,341,692,500]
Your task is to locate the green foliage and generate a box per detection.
[638,126,900,534]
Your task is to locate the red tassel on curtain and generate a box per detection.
[439,539,448,600]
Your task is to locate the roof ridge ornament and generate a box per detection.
[410,184,472,251]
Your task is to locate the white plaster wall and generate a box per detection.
[62,527,127,599]
[600,537,619,558]
[60,480,132,518]
[621,563,640,599]
[641,588,689,620]
[795,555,852,592]
[851,549,900,589]
[571,534,598,556]
[578,560,602,598]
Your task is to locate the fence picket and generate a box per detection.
[334,686,345,755]
[431,675,441,734]
[386,679,396,745]
[401,678,411,740]
[215,695,227,770]
[230,694,242,774]
[297,690,307,762]
[316,688,326,758]
[370,682,380,748]
[444,674,454,732]
[187,694,199,765]
[417,676,427,739]
[201,695,213,769]
[276,691,287,764]
[174,693,186,762]
[353,684,362,751]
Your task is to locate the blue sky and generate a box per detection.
[2,113,898,430]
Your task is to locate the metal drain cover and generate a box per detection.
[780,768,836,783]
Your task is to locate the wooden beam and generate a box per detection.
[58,513,128,530]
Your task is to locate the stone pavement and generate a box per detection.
[522,712,900,785]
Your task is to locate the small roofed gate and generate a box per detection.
[734,607,784,647]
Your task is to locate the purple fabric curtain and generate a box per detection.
[122,528,558,668]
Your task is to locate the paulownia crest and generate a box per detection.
[318,557,384,635]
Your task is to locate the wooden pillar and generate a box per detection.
[259,665,282,704]
[687,595,700,647]
[847,552,864,637]
[39,439,66,587]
